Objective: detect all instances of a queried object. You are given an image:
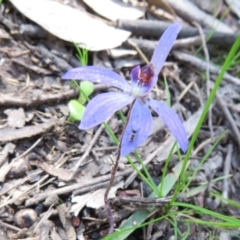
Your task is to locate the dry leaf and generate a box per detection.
[10,0,131,51]
[4,108,26,128]
[108,49,137,58]
[57,204,76,240]
[0,143,16,167]
[86,181,124,209]
[225,0,240,18]
[202,154,223,177]
[50,227,63,240]
[83,0,144,21]
[39,162,72,182]
[71,181,123,215]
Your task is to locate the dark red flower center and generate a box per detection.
[138,64,154,86]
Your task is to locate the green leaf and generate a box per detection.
[78,81,94,104]
[68,99,85,121]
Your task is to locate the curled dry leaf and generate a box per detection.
[10,0,131,51]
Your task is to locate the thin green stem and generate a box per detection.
[160,142,176,196]
[133,150,159,195]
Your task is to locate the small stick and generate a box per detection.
[72,119,110,176]
[222,144,233,200]
[0,89,79,107]
[172,51,240,86]
[192,135,224,157]
[25,168,133,206]
[127,39,149,64]
[177,79,195,101]
[110,195,173,208]
[0,220,21,232]
[216,93,240,149]
[192,21,213,140]
[170,74,201,102]
[104,149,121,234]
[164,0,232,33]
[117,19,236,45]
[73,177,122,195]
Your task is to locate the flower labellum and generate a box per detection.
[62,22,188,156]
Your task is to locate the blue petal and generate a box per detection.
[150,22,182,87]
[62,66,131,91]
[147,99,188,152]
[79,92,134,129]
[120,99,152,156]
[131,65,140,86]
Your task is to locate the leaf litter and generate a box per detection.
[0,0,240,239]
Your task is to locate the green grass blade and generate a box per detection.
[104,161,185,240]
[179,35,240,183]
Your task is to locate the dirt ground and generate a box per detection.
[0,0,240,240]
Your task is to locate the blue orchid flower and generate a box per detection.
[62,22,188,156]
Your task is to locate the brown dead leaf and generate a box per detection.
[4,108,26,128]
[39,162,72,182]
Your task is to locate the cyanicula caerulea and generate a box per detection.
[62,22,188,156]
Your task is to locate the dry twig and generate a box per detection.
[172,51,240,86]
[192,21,213,140]
[216,94,240,149]
[222,144,233,200]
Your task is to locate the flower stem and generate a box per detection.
[104,101,135,234]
